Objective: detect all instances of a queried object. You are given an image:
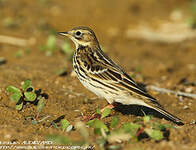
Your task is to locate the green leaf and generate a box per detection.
[40,45,47,51]
[96,138,107,146]
[15,50,24,58]
[121,123,141,135]
[22,79,32,91]
[101,108,111,119]
[6,86,21,94]
[61,119,70,132]
[61,41,72,54]
[153,123,174,130]
[56,69,67,76]
[94,128,102,135]
[46,134,72,145]
[159,124,174,130]
[145,128,163,141]
[24,97,29,101]
[46,35,56,51]
[93,119,108,132]
[110,116,119,128]
[143,115,152,123]
[10,93,21,102]
[83,97,88,103]
[51,122,58,129]
[61,40,73,61]
[107,145,121,150]
[88,119,108,132]
[15,102,23,110]
[87,119,95,126]
[37,97,45,115]
[95,108,101,114]
[24,92,36,101]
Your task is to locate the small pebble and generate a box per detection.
[68,94,76,99]
[4,134,11,139]
[161,76,167,81]
[170,10,183,21]
[0,57,6,65]
[185,87,193,93]
[55,80,59,84]
[187,64,195,70]
[183,105,189,110]
[178,96,184,101]
[71,70,77,77]
[74,110,80,112]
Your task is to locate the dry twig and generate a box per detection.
[147,85,196,99]
[0,35,36,46]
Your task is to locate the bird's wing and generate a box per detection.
[78,49,162,107]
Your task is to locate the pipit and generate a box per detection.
[58,26,183,125]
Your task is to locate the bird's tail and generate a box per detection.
[153,106,184,125]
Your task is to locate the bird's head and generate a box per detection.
[58,26,99,49]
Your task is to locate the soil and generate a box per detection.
[0,0,196,150]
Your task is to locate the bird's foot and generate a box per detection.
[80,113,101,121]
[80,103,117,121]
[100,103,115,113]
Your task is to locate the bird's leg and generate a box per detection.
[100,103,116,113]
[136,127,144,137]
[81,103,118,121]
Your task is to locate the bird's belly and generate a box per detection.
[78,78,116,104]
[77,76,150,107]
[74,67,148,105]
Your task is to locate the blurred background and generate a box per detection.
[1,0,196,69]
[0,0,196,149]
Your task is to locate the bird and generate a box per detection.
[58,26,184,125]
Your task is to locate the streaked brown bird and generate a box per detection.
[58,26,183,125]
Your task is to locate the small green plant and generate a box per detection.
[83,97,89,103]
[46,134,73,145]
[61,40,74,61]
[95,108,101,114]
[51,117,74,132]
[14,49,31,58]
[47,114,174,149]
[6,79,46,115]
[187,0,196,29]
[129,72,136,79]
[15,50,24,58]
[56,68,67,76]
[110,116,119,128]
[101,108,111,119]
[2,17,18,28]
[40,34,57,56]
[61,119,73,132]
[40,34,73,60]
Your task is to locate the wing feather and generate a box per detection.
[78,48,162,107]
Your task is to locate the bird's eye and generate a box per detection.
[75,31,81,36]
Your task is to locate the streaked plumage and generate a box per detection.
[58,26,183,125]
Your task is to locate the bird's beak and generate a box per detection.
[58,31,69,36]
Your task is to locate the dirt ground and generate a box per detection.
[0,0,196,150]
